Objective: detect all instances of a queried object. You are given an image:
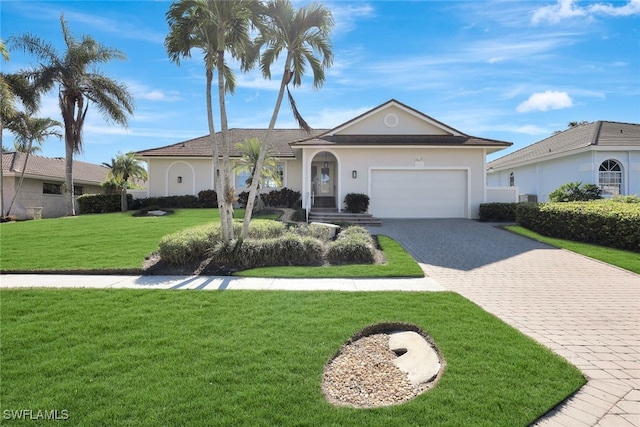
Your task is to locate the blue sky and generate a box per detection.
[2,0,639,165]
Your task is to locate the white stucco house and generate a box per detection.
[487,121,640,202]
[1,152,108,219]
[135,100,512,219]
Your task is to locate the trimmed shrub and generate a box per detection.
[261,187,301,208]
[548,182,602,202]
[210,235,324,268]
[158,224,214,265]
[344,193,370,213]
[478,203,517,222]
[516,201,640,252]
[197,189,218,207]
[157,220,290,265]
[326,226,375,264]
[78,194,133,214]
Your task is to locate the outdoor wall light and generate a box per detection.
[352,170,357,179]
[177,176,182,183]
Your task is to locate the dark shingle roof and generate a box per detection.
[135,129,328,158]
[2,152,109,184]
[488,121,640,170]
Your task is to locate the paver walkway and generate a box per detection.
[377,219,640,427]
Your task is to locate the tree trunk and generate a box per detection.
[121,186,128,212]
[65,140,74,216]
[206,67,226,242]
[7,145,32,216]
[0,128,5,218]
[241,54,293,239]
[217,42,234,242]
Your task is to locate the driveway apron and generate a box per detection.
[375,219,640,427]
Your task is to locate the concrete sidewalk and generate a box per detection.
[0,273,445,292]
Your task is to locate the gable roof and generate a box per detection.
[488,121,640,170]
[292,99,511,150]
[135,129,327,159]
[325,99,466,136]
[2,152,109,184]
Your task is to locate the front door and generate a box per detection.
[320,164,333,195]
[312,163,334,197]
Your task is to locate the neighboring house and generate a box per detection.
[135,100,512,219]
[1,152,109,219]
[487,121,640,202]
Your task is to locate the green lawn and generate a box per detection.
[0,289,584,426]
[0,209,242,273]
[506,225,640,274]
[0,211,422,278]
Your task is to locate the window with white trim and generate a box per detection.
[509,172,515,187]
[599,160,622,196]
[264,163,284,188]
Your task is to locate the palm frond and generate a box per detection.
[287,86,310,134]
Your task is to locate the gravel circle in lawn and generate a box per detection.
[322,331,443,408]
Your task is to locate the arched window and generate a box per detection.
[599,160,622,196]
[509,172,515,187]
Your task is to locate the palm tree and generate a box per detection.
[5,113,62,215]
[103,152,148,212]
[10,16,134,216]
[1,40,43,218]
[240,0,333,238]
[235,137,281,188]
[166,0,263,243]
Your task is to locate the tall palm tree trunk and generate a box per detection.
[216,44,234,242]
[0,129,5,217]
[7,147,31,215]
[206,68,226,241]
[241,55,292,239]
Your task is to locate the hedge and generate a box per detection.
[478,203,517,222]
[326,226,375,264]
[77,194,133,214]
[130,195,200,210]
[516,201,640,252]
[210,235,324,268]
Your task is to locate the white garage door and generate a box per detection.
[370,169,467,218]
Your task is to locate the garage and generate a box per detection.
[369,169,468,218]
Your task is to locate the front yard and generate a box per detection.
[0,289,585,426]
[0,210,421,277]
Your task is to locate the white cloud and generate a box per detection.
[513,124,549,135]
[532,0,640,24]
[329,3,375,33]
[516,91,573,113]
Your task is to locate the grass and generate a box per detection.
[506,225,640,274]
[0,209,246,273]
[236,235,424,278]
[0,289,585,426]
[0,211,422,278]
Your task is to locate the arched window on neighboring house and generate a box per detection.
[599,160,622,196]
[509,172,515,187]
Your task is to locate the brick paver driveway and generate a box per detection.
[376,219,640,427]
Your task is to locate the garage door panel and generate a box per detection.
[370,170,467,218]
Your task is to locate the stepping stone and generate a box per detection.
[389,331,441,385]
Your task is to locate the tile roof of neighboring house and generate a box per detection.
[135,129,328,158]
[488,121,640,170]
[2,152,109,184]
